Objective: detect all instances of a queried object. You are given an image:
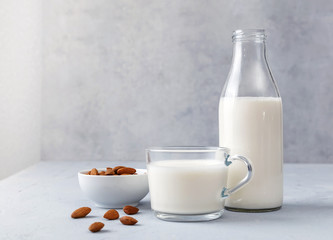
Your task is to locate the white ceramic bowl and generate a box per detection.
[78,168,149,208]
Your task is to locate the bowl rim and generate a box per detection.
[78,168,147,177]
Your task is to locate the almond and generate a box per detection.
[117,168,136,175]
[123,205,139,215]
[120,216,138,225]
[99,171,106,175]
[71,207,91,218]
[103,209,119,220]
[105,168,115,175]
[89,222,104,232]
[90,168,98,175]
[113,166,126,174]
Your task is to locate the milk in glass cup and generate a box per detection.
[146,147,253,222]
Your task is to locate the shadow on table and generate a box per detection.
[137,198,151,210]
[136,197,333,224]
[216,202,333,224]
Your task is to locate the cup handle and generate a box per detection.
[222,155,253,198]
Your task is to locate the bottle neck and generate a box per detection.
[222,32,280,98]
[231,40,267,66]
[222,38,279,97]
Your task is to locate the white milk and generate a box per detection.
[219,97,283,209]
[147,160,228,214]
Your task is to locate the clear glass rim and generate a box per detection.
[232,29,266,42]
[146,146,230,153]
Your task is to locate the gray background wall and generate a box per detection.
[0,0,41,180]
[42,0,333,163]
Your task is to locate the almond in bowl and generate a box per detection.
[85,166,137,176]
[78,167,148,208]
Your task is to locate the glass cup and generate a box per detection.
[146,147,253,222]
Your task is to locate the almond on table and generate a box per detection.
[123,205,139,215]
[89,222,104,232]
[104,209,119,220]
[71,207,91,218]
[120,216,138,225]
[71,206,141,231]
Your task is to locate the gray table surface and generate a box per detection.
[0,161,332,240]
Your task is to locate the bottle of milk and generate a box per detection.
[219,29,283,212]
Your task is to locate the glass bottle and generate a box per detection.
[219,29,283,212]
